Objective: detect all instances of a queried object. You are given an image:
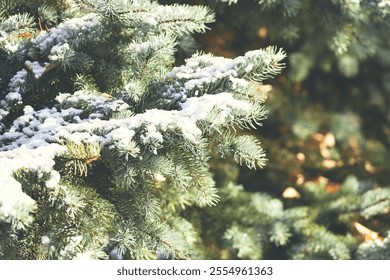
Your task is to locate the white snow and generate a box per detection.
[164,49,283,95]
[378,0,390,8]
[180,92,251,127]
[218,0,238,4]
[1,90,251,153]
[48,43,71,62]
[0,30,9,43]
[0,47,275,232]
[31,13,101,55]
[41,235,51,245]
[0,174,36,228]
[5,69,27,103]
[244,64,254,73]
[0,144,66,228]
[0,90,251,228]
[25,61,50,79]
[107,127,136,150]
[143,16,158,26]
[45,170,61,189]
[134,41,151,53]
[23,105,34,114]
[4,42,19,53]
[229,77,249,90]
[5,91,22,102]
[167,56,237,91]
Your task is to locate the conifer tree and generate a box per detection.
[2,0,389,261]
[0,0,286,259]
[160,0,390,259]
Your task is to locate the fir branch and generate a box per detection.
[357,233,390,260]
[360,188,390,219]
[224,225,262,259]
[0,0,291,260]
[147,47,285,111]
[126,34,176,91]
[60,142,102,177]
[0,13,34,33]
[155,4,215,36]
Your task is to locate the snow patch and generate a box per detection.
[0,144,66,228]
[25,61,50,79]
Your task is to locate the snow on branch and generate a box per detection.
[145,47,286,111]
[0,91,253,227]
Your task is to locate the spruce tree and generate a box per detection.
[160,0,390,259]
[0,0,286,259]
[2,0,389,261]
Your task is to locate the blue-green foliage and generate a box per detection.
[0,0,286,259]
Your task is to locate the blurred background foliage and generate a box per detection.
[161,0,390,259]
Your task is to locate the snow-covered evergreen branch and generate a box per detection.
[0,0,282,259]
